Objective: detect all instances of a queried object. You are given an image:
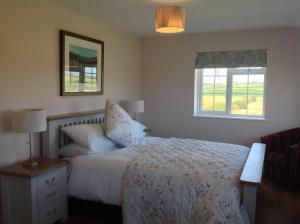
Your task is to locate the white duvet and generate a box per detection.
[67,135,249,221]
[67,137,164,205]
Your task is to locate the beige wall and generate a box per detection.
[141,28,300,146]
[0,0,141,166]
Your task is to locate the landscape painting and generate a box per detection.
[60,30,104,96]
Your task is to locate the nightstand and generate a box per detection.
[0,158,68,224]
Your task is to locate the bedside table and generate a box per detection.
[0,158,68,224]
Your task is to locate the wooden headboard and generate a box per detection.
[42,109,106,159]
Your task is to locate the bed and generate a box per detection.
[42,109,265,224]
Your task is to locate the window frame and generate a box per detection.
[194,67,267,119]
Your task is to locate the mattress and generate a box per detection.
[67,136,249,211]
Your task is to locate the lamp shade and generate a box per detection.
[155,6,185,33]
[122,100,144,113]
[12,109,47,133]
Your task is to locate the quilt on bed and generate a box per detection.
[122,138,249,224]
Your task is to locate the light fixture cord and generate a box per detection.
[29,132,32,160]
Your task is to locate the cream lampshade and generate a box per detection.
[12,109,47,167]
[122,100,144,120]
[155,6,186,33]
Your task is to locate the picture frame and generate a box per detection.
[60,30,104,96]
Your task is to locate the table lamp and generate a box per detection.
[122,100,144,120]
[12,109,47,167]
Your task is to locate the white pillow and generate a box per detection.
[59,143,90,157]
[105,99,134,147]
[61,124,116,152]
[132,120,147,138]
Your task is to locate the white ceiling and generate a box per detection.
[55,0,300,36]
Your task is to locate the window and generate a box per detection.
[64,67,80,92]
[84,67,97,92]
[194,50,267,119]
[64,66,98,92]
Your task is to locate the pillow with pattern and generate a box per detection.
[132,120,147,138]
[105,99,134,147]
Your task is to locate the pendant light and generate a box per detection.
[155,6,186,33]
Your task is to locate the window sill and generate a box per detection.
[191,114,268,121]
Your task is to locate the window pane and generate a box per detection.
[231,94,247,115]
[216,68,227,76]
[247,95,264,116]
[201,93,214,111]
[83,66,97,92]
[247,74,264,116]
[214,93,226,111]
[203,68,215,76]
[201,68,227,112]
[202,76,214,93]
[215,76,227,94]
[85,67,91,73]
[248,74,264,95]
[65,71,80,92]
[231,75,248,115]
[232,74,248,94]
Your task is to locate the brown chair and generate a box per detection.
[261,127,300,190]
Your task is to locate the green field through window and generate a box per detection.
[198,68,265,117]
[201,82,264,116]
[64,67,97,92]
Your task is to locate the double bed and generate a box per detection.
[42,110,265,224]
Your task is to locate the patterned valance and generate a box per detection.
[195,50,268,69]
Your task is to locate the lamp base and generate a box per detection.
[23,159,38,167]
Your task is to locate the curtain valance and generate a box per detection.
[195,50,267,68]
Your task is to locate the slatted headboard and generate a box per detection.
[42,109,106,159]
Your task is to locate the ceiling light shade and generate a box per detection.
[155,6,185,33]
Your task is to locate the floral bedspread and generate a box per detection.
[122,138,249,224]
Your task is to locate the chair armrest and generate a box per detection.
[261,133,281,154]
[289,143,300,159]
[261,132,282,144]
[290,143,300,151]
[288,143,300,189]
[261,128,300,154]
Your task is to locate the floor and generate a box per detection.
[66,179,300,224]
[66,199,122,224]
[256,180,300,224]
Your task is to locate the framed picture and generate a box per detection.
[60,30,104,96]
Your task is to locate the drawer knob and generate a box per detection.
[45,177,56,186]
[46,208,57,216]
[46,191,57,199]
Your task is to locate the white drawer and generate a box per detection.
[38,170,62,191]
[39,202,62,224]
[38,183,62,209]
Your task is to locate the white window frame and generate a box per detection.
[194,67,267,119]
